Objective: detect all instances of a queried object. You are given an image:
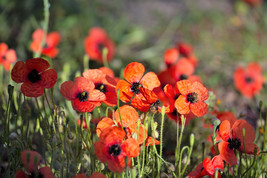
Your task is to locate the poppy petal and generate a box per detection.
[140,72,161,90]
[103,90,117,106]
[135,124,148,144]
[42,48,59,58]
[164,47,179,66]
[219,120,231,141]
[60,81,76,100]
[38,166,54,178]
[46,32,61,47]
[0,43,8,54]
[94,141,108,163]
[96,117,114,137]
[232,119,255,145]
[11,61,28,83]
[190,101,208,117]
[145,137,160,146]
[21,82,44,97]
[240,143,259,155]
[123,62,144,83]
[116,80,133,103]
[131,93,151,112]
[14,170,26,178]
[114,105,139,128]
[25,58,50,72]
[192,82,209,101]
[40,69,57,88]
[100,126,125,143]
[163,84,176,101]
[32,29,45,43]
[218,140,237,166]
[21,150,41,172]
[89,172,107,178]
[83,69,105,82]
[74,174,87,178]
[74,77,95,92]
[88,89,106,101]
[187,163,203,177]
[177,80,192,95]
[140,87,158,104]
[5,49,17,63]
[121,138,140,157]
[71,99,97,113]
[175,95,190,115]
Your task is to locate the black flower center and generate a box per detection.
[227,138,241,150]
[2,55,6,60]
[130,82,141,94]
[109,144,122,157]
[187,92,198,103]
[179,74,188,80]
[245,77,253,83]
[98,43,105,52]
[77,90,89,102]
[28,69,41,83]
[30,171,44,178]
[44,43,49,49]
[95,83,107,93]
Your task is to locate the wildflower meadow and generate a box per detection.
[1,0,267,177]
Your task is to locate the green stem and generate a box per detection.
[102,47,109,68]
[35,0,50,58]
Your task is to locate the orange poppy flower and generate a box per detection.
[188,155,224,178]
[0,42,17,71]
[175,80,209,117]
[186,54,198,67]
[145,136,160,146]
[218,119,259,165]
[164,47,179,67]
[30,29,60,58]
[116,62,161,112]
[84,27,115,63]
[94,126,140,173]
[83,69,117,106]
[11,58,57,97]
[60,77,106,113]
[234,62,265,98]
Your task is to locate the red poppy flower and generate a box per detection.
[177,42,193,57]
[164,47,179,67]
[186,54,198,67]
[217,111,237,127]
[11,58,57,97]
[21,150,41,172]
[116,62,161,112]
[175,80,209,117]
[83,69,117,106]
[16,150,54,178]
[0,43,17,71]
[74,173,106,178]
[84,27,115,63]
[94,126,140,173]
[158,69,177,87]
[170,58,194,81]
[30,29,60,58]
[60,77,106,113]
[243,0,262,6]
[218,119,259,165]
[188,155,224,178]
[234,62,265,98]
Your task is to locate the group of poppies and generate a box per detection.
[6,25,264,177]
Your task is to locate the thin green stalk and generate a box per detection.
[116,89,124,130]
[44,89,53,116]
[83,54,90,71]
[102,47,109,68]
[157,107,165,176]
[34,0,50,58]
